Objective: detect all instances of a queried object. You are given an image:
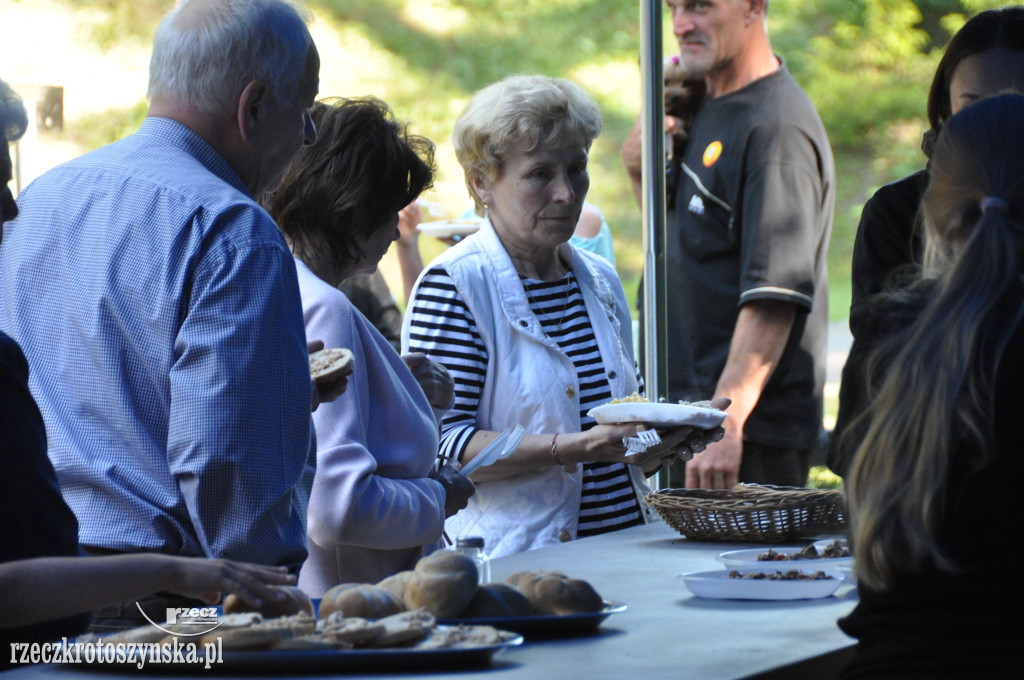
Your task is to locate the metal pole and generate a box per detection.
[639,0,670,488]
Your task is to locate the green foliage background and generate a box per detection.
[63,0,1010,322]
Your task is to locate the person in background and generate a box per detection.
[261,97,474,593]
[569,203,616,267]
[827,6,1024,478]
[0,0,321,632]
[836,93,1024,679]
[625,0,834,490]
[0,78,298,670]
[338,201,425,352]
[404,74,727,559]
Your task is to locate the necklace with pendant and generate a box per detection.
[525,272,575,333]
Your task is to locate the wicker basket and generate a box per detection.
[644,484,846,542]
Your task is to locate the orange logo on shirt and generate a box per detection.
[703,141,723,167]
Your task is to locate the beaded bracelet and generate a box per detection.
[551,433,565,466]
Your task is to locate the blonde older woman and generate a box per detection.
[403,75,726,558]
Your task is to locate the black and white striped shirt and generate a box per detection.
[407,265,643,537]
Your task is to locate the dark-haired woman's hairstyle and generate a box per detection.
[262,97,436,276]
[922,6,1024,156]
[846,93,1024,591]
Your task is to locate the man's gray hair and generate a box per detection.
[453,74,602,214]
[148,0,314,115]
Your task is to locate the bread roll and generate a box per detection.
[222,585,314,619]
[376,570,415,600]
[375,552,478,619]
[403,551,478,618]
[506,570,604,615]
[319,583,406,620]
[458,582,534,618]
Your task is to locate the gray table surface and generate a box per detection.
[3,521,859,679]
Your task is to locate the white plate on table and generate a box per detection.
[682,569,842,601]
[417,219,482,239]
[717,547,853,576]
[587,402,727,429]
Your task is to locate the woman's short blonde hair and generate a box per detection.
[453,75,602,214]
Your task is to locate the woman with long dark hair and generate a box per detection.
[838,93,1024,678]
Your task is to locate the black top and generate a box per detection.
[665,64,834,451]
[827,170,928,477]
[848,170,927,336]
[0,331,90,666]
[837,302,1024,679]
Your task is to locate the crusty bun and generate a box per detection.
[375,552,478,619]
[505,570,603,615]
[376,570,415,601]
[222,585,314,619]
[319,583,406,620]
[458,582,534,619]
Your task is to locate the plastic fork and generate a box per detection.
[623,428,661,456]
[458,425,526,476]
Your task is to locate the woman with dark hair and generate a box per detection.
[827,6,1024,477]
[836,92,1024,679]
[848,6,1024,320]
[261,98,474,594]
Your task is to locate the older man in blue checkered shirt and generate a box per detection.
[0,0,321,620]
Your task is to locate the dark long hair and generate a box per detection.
[922,7,1024,156]
[262,97,435,275]
[847,94,1024,591]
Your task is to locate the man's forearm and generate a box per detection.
[714,300,797,430]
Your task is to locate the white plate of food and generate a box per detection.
[717,546,853,574]
[588,400,727,429]
[682,569,842,601]
[417,219,482,239]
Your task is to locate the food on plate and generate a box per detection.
[815,539,851,558]
[377,551,479,618]
[78,624,172,645]
[308,347,354,381]
[608,392,648,404]
[758,541,851,562]
[316,613,387,646]
[361,608,437,647]
[201,613,317,650]
[728,569,834,581]
[458,582,534,619]
[414,623,503,649]
[319,583,406,620]
[223,585,315,618]
[606,393,716,409]
[505,570,604,615]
